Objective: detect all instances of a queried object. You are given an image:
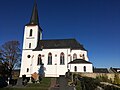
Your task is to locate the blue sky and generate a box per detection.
[0,0,120,68]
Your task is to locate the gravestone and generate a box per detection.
[16,78,23,87]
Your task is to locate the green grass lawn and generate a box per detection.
[1,87,48,90]
[1,78,51,90]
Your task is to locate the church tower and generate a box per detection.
[20,1,42,77]
[23,1,42,50]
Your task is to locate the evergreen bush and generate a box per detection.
[78,76,100,90]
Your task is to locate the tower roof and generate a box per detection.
[29,0,39,25]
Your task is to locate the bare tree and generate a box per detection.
[0,40,21,77]
[0,49,8,76]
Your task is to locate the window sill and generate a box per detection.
[26,37,35,39]
[60,64,65,65]
[47,64,52,65]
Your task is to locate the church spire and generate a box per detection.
[29,0,39,25]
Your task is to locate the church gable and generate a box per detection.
[33,38,87,51]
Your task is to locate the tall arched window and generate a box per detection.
[37,54,42,65]
[73,53,77,60]
[60,52,65,65]
[27,68,29,72]
[48,52,52,65]
[30,29,33,36]
[84,66,86,72]
[74,66,77,71]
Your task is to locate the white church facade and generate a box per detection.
[20,1,93,78]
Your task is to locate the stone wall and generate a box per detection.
[75,73,120,81]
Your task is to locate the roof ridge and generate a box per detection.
[34,38,87,51]
[39,38,76,41]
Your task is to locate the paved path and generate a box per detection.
[50,76,75,90]
[49,78,57,90]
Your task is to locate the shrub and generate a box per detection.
[79,76,100,90]
[96,75,112,83]
[114,74,120,85]
[0,76,8,88]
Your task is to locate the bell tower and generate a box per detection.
[23,0,42,50]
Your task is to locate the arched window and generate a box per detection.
[37,54,42,65]
[83,54,85,60]
[30,29,33,36]
[29,43,31,48]
[60,52,65,65]
[27,68,29,72]
[48,53,52,65]
[84,66,86,72]
[70,56,72,62]
[73,53,77,60]
[74,66,77,71]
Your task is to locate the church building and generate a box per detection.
[20,1,93,77]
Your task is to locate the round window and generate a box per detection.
[27,55,31,58]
